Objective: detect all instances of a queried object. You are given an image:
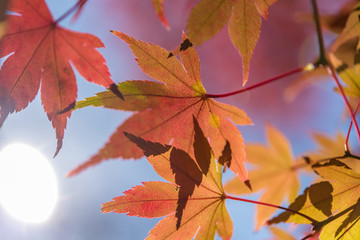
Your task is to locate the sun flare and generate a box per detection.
[0,143,58,223]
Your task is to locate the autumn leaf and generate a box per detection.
[186,0,277,85]
[268,160,360,240]
[283,67,327,103]
[151,0,169,30]
[306,131,360,172]
[0,0,122,155]
[224,124,300,229]
[254,0,277,19]
[321,0,358,34]
[69,32,252,181]
[332,2,360,51]
[102,118,233,239]
[330,49,360,99]
[268,226,296,240]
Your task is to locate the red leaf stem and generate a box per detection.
[327,66,360,147]
[345,99,360,152]
[205,66,305,99]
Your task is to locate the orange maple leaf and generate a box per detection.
[0,0,122,155]
[224,124,300,229]
[69,32,252,181]
[102,117,233,239]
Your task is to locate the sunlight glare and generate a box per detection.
[0,143,58,223]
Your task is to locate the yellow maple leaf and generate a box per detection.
[224,124,300,229]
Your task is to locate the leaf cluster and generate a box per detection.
[1,0,360,239]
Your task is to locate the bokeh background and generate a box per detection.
[0,0,352,239]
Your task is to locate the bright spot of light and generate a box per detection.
[0,143,58,223]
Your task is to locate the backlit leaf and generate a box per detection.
[224,124,300,229]
[69,33,252,182]
[103,119,233,239]
[332,3,360,51]
[186,0,273,84]
[254,0,277,19]
[269,160,360,240]
[0,0,121,155]
[151,0,169,30]
[306,131,360,172]
[228,0,261,85]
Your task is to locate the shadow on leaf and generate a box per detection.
[312,158,351,170]
[335,198,360,238]
[193,116,211,175]
[169,147,202,229]
[123,132,171,157]
[268,181,333,224]
[124,117,214,229]
[218,140,232,172]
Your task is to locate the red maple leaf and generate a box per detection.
[0,0,122,155]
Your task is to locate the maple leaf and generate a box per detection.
[306,131,360,172]
[268,160,360,240]
[328,47,360,120]
[224,124,300,229]
[321,0,358,35]
[186,0,277,85]
[283,67,327,103]
[0,0,122,155]
[332,2,360,51]
[268,226,296,240]
[330,46,360,99]
[151,0,169,30]
[68,32,252,181]
[102,118,233,239]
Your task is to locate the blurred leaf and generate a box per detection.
[151,0,169,30]
[332,3,360,51]
[322,0,358,34]
[186,0,276,85]
[224,124,300,229]
[268,226,296,240]
[283,67,328,103]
